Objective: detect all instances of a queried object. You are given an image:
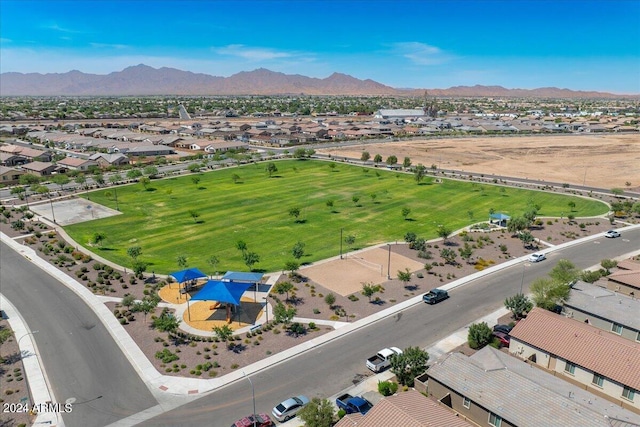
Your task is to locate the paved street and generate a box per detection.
[1,240,159,427]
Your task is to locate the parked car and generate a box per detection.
[528,253,546,263]
[366,347,402,372]
[272,395,310,422]
[493,324,513,335]
[605,230,621,238]
[231,413,273,427]
[423,288,449,304]
[336,393,373,415]
[493,331,511,346]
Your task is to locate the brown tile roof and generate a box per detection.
[617,259,640,271]
[510,307,640,389]
[334,390,473,427]
[608,270,640,289]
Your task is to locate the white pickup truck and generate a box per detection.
[366,347,402,372]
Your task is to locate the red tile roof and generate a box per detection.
[510,307,640,389]
[608,270,640,288]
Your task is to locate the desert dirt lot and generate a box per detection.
[319,134,640,191]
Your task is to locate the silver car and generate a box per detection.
[272,395,310,422]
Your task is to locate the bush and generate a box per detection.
[378,380,399,396]
[155,349,179,363]
[468,322,493,349]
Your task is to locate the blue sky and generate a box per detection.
[1,0,639,93]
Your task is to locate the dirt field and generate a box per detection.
[319,134,640,191]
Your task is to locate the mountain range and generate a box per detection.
[0,64,630,98]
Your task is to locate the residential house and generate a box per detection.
[56,157,98,172]
[508,307,640,413]
[20,161,58,177]
[562,281,640,342]
[0,166,26,185]
[127,145,175,157]
[606,261,640,297]
[0,152,28,167]
[203,141,248,154]
[423,345,640,427]
[87,153,129,168]
[0,144,53,162]
[335,390,473,427]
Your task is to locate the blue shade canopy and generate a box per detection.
[190,280,252,306]
[169,268,207,283]
[221,271,264,283]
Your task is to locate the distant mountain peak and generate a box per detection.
[0,64,631,97]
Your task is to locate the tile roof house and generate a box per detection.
[0,166,26,185]
[20,161,58,177]
[334,390,474,427]
[562,281,640,342]
[607,268,640,297]
[509,307,640,413]
[425,345,640,427]
[56,157,98,171]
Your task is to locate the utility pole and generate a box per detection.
[340,228,343,259]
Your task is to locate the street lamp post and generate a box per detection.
[48,193,56,223]
[114,186,119,211]
[242,371,257,427]
[263,296,269,324]
[387,244,391,280]
[340,228,343,259]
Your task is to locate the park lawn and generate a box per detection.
[64,160,608,274]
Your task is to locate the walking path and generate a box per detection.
[2,223,640,427]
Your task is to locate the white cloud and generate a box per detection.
[212,44,295,61]
[89,43,129,49]
[43,23,83,34]
[390,42,452,65]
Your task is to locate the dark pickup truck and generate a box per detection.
[423,288,449,304]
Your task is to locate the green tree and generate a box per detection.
[530,277,570,311]
[152,312,180,333]
[132,260,148,276]
[143,165,159,178]
[265,162,278,177]
[352,195,360,206]
[243,251,260,270]
[397,268,412,286]
[292,241,305,259]
[51,174,70,190]
[126,168,142,180]
[568,201,576,212]
[344,235,356,250]
[191,176,201,186]
[580,270,602,283]
[284,260,300,276]
[401,207,411,220]
[297,397,335,427]
[325,199,335,211]
[189,209,200,223]
[324,292,336,309]
[131,296,158,323]
[459,242,474,263]
[436,224,452,243]
[549,259,579,285]
[212,324,234,342]
[207,255,220,276]
[140,176,151,190]
[611,188,624,197]
[373,154,383,164]
[361,151,370,162]
[121,294,136,310]
[386,155,398,165]
[390,346,429,387]
[414,164,426,184]
[93,173,105,186]
[127,246,142,260]
[440,248,457,265]
[467,322,493,349]
[370,193,377,203]
[176,255,188,269]
[504,293,533,320]
[519,230,535,248]
[507,216,529,234]
[74,174,87,189]
[273,301,296,325]
[109,173,122,185]
[600,259,618,275]
[231,173,241,184]
[236,240,247,253]
[361,282,380,302]
[19,173,40,186]
[92,232,106,247]
[402,157,412,168]
[289,206,301,222]
[273,281,295,303]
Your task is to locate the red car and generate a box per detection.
[493,331,511,347]
[230,413,273,427]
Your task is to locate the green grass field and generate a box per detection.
[65,160,608,274]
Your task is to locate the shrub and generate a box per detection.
[155,349,179,363]
[378,380,399,396]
